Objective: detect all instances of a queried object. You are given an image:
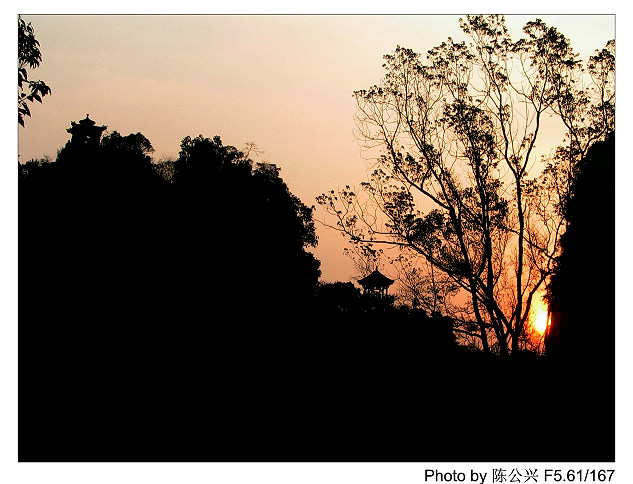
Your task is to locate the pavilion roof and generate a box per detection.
[79,114,96,126]
[357,269,395,289]
[67,114,107,133]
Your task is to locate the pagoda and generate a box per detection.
[67,114,107,146]
[357,269,394,299]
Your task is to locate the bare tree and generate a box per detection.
[317,15,614,355]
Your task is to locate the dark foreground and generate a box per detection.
[19,311,614,462]
[19,128,614,463]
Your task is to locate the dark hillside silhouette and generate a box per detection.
[20,123,326,461]
[19,117,614,463]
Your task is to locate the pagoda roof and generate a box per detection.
[357,269,395,288]
[67,114,107,133]
[79,114,96,126]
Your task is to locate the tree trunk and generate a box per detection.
[479,325,489,353]
[510,331,520,355]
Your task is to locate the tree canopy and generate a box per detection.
[20,129,321,330]
[318,15,614,355]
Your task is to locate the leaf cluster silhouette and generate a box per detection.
[18,16,51,127]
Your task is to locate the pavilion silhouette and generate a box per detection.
[358,268,395,308]
[66,114,107,146]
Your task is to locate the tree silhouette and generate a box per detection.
[20,126,329,461]
[162,134,321,315]
[315,281,362,313]
[538,135,615,461]
[18,15,51,127]
[318,15,614,356]
[545,133,615,362]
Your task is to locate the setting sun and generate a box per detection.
[530,290,550,334]
[533,309,550,333]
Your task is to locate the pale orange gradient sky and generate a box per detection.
[17,14,615,282]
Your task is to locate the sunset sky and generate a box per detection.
[17,14,615,282]
[9,6,633,484]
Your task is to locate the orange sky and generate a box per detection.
[17,14,615,282]
[7,9,633,484]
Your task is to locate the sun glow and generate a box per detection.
[530,291,550,334]
[533,309,550,333]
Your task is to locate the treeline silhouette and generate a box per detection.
[19,126,614,462]
[20,131,326,460]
